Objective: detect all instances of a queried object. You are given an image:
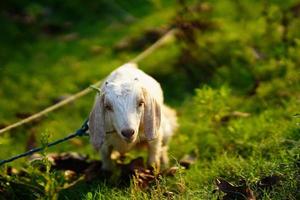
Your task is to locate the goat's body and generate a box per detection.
[90,63,177,170]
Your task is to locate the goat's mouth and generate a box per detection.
[123,135,136,143]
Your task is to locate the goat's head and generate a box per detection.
[104,81,144,143]
[89,79,161,149]
[89,80,161,149]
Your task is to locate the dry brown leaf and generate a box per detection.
[83,161,107,182]
[257,175,282,190]
[49,152,90,173]
[215,178,256,200]
[179,154,197,169]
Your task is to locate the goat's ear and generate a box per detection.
[89,94,105,150]
[142,88,161,140]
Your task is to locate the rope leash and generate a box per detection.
[0,120,89,166]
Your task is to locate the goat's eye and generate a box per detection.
[138,100,144,107]
[105,104,113,111]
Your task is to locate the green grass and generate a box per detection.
[1,0,300,199]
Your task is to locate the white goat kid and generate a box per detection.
[89,63,177,171]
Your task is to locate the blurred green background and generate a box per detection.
[0,0,299,199]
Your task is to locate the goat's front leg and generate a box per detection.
[160,145,169,168]
[160,136,171,168]
[100,144,114,171]
[147,134,162,171]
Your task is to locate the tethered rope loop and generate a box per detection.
[0,28,176,136]
[0,28,176,166]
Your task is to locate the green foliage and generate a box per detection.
[175,85,299,199]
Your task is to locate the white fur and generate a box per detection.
[89,63,178,171]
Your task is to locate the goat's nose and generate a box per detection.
[121,129,135,139]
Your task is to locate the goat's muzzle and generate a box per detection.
[121,128,135,142]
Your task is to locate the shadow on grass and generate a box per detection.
[1,152,190,200]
